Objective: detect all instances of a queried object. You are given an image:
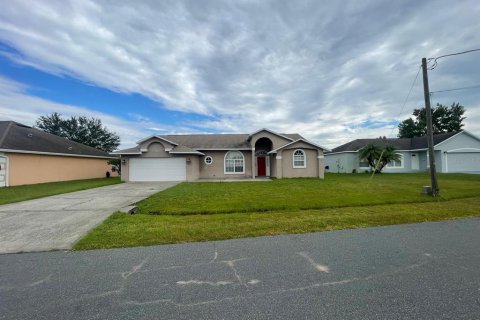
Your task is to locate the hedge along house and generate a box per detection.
[325,131,480,174]
[112,129,329,182]
[0,121,115,187]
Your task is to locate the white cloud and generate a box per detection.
[0,0,479,148]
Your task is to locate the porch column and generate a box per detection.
[251,147,255,179]
[317,150,325,179]
[276,154,283,178]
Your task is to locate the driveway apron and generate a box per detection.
[0,182,179,254]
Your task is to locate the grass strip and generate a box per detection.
[73,196,480,250]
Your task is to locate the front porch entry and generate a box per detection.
[254,137,272,177]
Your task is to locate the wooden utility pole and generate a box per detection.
[421,57,439,196]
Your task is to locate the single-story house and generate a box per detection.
[0,121,115,187]
[112,128,328,182]
[325,131,480,174]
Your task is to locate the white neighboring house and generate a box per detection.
[325,131,480,174]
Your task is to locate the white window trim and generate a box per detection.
[385,154,404,169]
[204,156,213,165]
[224,151,245,174]
[358,161,370,169]
[293,149,306,168]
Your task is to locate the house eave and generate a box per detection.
[0,148,115,159]
[268,139,331,154]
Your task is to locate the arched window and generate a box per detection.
[293,149,306,168]
[224,151,245,174]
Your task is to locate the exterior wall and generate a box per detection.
[325,153,358,173]
[270,154,277,178]
[198,150,253,179]
[186,156,200,181]
[7,152,113,186]
[382,151,413,173]
[418,151,428,171]
[281,148,319,178]
[326,151,420,173]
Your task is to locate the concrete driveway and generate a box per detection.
[0,182,179,254]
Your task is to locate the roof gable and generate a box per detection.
[269,139,330,153]
[248,128,295,142]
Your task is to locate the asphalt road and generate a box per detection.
[1,218,479,320]
[0,182,179,253]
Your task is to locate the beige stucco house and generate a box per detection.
[0,121,115,187]
[113,129,329,182]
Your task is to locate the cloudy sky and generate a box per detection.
[0,0,479,149]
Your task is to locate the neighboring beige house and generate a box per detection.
[0,121,115,187]
[113,129,329,182]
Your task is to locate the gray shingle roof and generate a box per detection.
[113,131,308,154]
[0,121,113,158]
[161,134,251,149]
[330,131,460,153]
[170,145,205,155]
[159,133,303,149]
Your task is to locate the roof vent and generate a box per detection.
[68,146,73,150]
[27,133,33,138]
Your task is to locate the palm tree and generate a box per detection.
[376,145,401,173]
[359,144,382,169]
[359,144,401,173]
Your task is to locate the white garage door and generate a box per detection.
[447,152,480,173]
[129,158,186,181]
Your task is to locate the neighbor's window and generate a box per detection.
[293,149,306,168]
[224,151,244,173]
[359,161,370,168]
[386,155,403,168]
[204,156,213,165]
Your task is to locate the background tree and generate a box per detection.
[359,144,401,173]
[398,102,466,138]
[36,113,120,152]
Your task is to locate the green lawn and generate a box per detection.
[138,173,480,215]
[74,197,480,250]
[73,173,480,250]
[0,177,121,205]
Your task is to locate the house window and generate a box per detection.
[293,149,306,168]
[359,161,370,168]
[224,151,245,174]
[204,156,213,165]
[386,155,403,168]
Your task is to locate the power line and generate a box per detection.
[427,48,480,70]
[388,65,422,137]
[433,48,480,60]
[430,84,480,95]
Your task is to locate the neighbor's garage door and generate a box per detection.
[129,158,186,181]
[447,152,480,173]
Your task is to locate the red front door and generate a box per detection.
[257,157,266,176]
